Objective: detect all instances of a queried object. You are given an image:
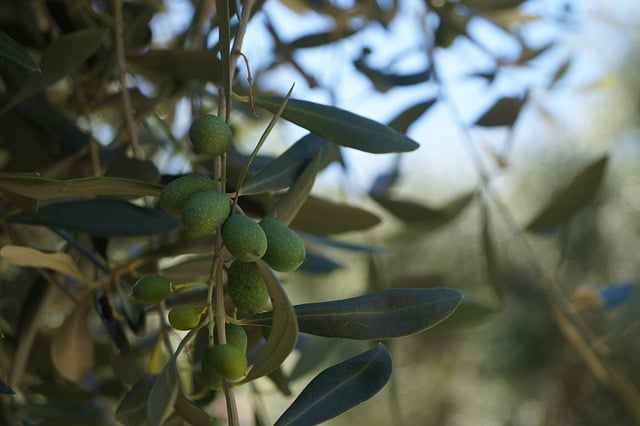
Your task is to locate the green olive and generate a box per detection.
[215,323,248,354]
[189,114,232,156]
[259,218,306,272]
[158,174,216,216]
[181,191,230,236]
[221,214,268,262]
[207,344,247,380]
[168,304,201,330]
[227,261,269,313]
[132,274,172,304]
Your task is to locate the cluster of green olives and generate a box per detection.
[131,114,306,386]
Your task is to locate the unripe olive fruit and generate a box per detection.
[132,274,172,304]
[227,261,269,313]
[181,191,230,236]
[259,218,306,272]
[221,214,268,262]
[189,114,232,156]
[215,323,248,354]
[158,174,216,216]
[208,344,248,380]
[201,348,225,390]
[168,304,201,330]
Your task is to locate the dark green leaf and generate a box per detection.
[461,0,525,10]
[275,344,392,426]
[0,175,162,200]
[9,199,181,237]
[387,99,437,133]
[147,358,179,426]
[299,232,387,253]
[299,250,343,273]
[372,191,474,229]
[0,379,15,395]
[290,197,381,235]
[243,288,462,339]
[289,26,361,49]
[526,156,608,232]
[473,96,525,127]
[1,29,107,114]
[174,393,213,426]
[241,262,299,383]
[0,31,39,71]
[289,336,339,382]
[251,96,420,153]
[240,134,331,195]
[431,298,498,331]
[116,375,156,426]
[270,153,323,225]
[128,49,223,82]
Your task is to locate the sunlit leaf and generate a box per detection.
[50,298,94,382]
[116,375,156,426]
[371,191,475,230]
[1,29,107,114]
[270,153,323,225]
[473,96,525,127]
[128,49,223,82]
[241,262,298,383]
[0,175,162,200]
[9,199,180,237]
[290,197,381,235]
[243,288,462,339]
[147,358,179,426]
[387,99,437,133]
[251,96,420,153]
[240,134,331,195]
[0,379,14,395]
[0,245,83,281]
[0,31,39,71]
[275,344,392,426]
[526,156,608,232]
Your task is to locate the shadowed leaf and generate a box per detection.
[290,197,381,235]
[147,358,179,426]
[243,288,462,339]
[0,245,83,281]
[609,283,640,334]
[0,31,39,71]
[387,99,437,133]
[0,380,14,395]
[274,344,392,426]
[526,156,608,232]
[128,49,223,82]
[116,375,156,425]
[50,298,94,383]
[251,96,420,153]
[474,96,525,127]
[0,175,162,200]
[9,199,180,237]
[241,262,298,383]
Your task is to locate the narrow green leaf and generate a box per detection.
[461,0,525,10]
[290,197,381,235]
[299,250,343,273]
[174,393,213,426]
[275,344,392,426]
[1,29,107,114]
[251,96,420,154]
[240,134,331,196]
[0,31,39,71]
[431,298,498,331]
[0,175,162,200]
[9,199,180,237]
[289,26,361,49]
[243,288,462,339]
[128,49,222,82]
[526,156,608,232]
[289,336,339,382]
[241,261,298,383]
[0,245,84,281]
[270,153,323,225]
[298,232,387,253]
[147,358,179,426]
[0,379,15,395]
[116,375,156,426]
[473,96,525,127]
[371,191,475,230]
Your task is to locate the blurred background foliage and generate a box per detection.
[1,0,640,425]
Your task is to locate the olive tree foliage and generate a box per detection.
[0,0,639,425]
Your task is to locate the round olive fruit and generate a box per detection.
[168,304,202,330]
[227,261,269,313]
[158,174,216,216]
[207,344,248,380]
[189,114,232,156]
[259,218,306,272]
[201,348,225,390]
[221,214,268,262]
[132,274,172,304]
[181,191,230,236]
[215,323,248,354]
